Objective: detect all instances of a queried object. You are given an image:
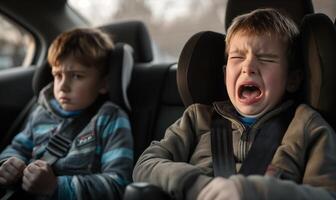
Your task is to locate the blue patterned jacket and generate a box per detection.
[0,84,134,199]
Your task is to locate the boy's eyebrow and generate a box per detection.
[52,69,87,74]
[228,49,245,54]
[256,53,279,59]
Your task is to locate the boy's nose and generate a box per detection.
[242,58,257,75]
[59,78,70,92]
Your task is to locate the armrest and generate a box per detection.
[123,182,171,200]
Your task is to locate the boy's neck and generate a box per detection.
[237,113,257,127]
[50,99,82,117]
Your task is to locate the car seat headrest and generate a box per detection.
[107,43,134,110]
[32,43,134,111]
[100,20,153,63]
[177,31,227,107]
[301,13,336,128]
[225,0,314,31]
[32,61,52,96]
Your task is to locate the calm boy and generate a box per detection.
[0,28,133,199]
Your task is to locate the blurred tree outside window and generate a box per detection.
[0,14,35,69]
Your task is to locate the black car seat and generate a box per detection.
[102,20,183,161]
[300,13,336,129]
[102,21,177,161]
[100,21,152,64]
[177,31,227,106]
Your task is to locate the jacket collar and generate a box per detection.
[212,100,294,129]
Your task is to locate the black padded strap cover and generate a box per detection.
[211,105,295,177]
[42,97,104,166]
[211,113,235,178]
[239,107,295,175]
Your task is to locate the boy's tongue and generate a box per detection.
[241,87,261,102]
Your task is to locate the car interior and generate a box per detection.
[0,0,335,199]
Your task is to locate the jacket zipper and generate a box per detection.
[238,127,250,162]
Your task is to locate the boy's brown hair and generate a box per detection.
[225,8,300,71]
[48,28,114,75]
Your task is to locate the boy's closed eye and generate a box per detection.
[228,53,245,60]
[257,54,279,63]
[229,56,245,60]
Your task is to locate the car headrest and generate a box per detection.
[225,0,314,31]
[177,31,227,107]
[107,43,134,110]
[301,13,336,128]
[32,60,52,96]
[32,43,134,111]
[100,20,153,63]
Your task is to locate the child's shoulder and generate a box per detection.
[295,104,321,119]
[97,101,128,117]
[292,103,330,128]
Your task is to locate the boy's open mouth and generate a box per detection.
[238,84,262,104]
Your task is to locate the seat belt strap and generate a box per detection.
[211,112,236,178]
[211,103,295,177]
[239,107,295,175]
[43,129,77,165]
[42,114,93,165]
[41,97,105,166]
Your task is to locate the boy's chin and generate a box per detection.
[60,104,81,112]
[236,107,267,118]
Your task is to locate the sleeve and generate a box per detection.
[0,109,36,164]
[53,107,134,200]
[132,104,212,200]
[230,107,336,200]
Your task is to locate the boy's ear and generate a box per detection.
[99,78,108,94]
[286,69,303,93]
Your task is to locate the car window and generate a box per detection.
[68,0,226,63]
[0,14,35,69]
[312,0,336,20]
[69,0,336,63]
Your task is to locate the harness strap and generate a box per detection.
[211,112,235,178]
[211,104,295,177]
[239,108,295,175]
[42,97,105,166]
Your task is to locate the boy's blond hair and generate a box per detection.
[48,28,114,75]
[225,8,300,70]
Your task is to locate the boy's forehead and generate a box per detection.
[52,60,89,72]
[228,31,286,52]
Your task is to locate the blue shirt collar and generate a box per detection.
[50,99,82,117]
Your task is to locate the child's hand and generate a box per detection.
[0,157,26,185]
[197,177,240,200]
[22,160,57,196]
